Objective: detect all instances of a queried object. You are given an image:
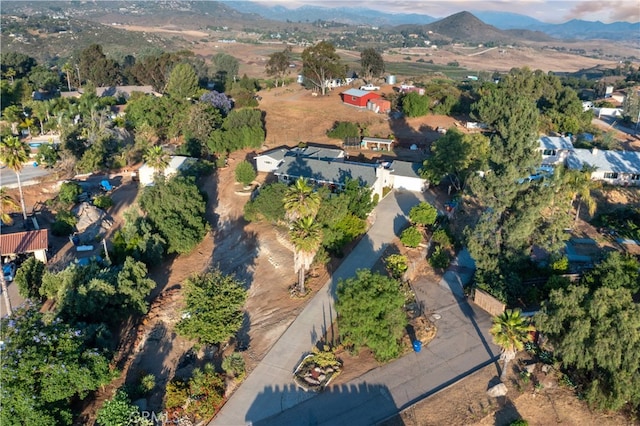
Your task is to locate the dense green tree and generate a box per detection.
[402,92,430,117]
[211,53,240,84]
[14,257,46,301]
[58,181,82,206]
[336,269,407,361]
[622,89,639,126]
[176,270,247,346]
[78,44,121,86]
[400,226,422,248]
[183,102,223,146]
[1,52,36,78]
[266,48,291,87]
[0,307,114,425]
[166,63,199,100]
[139,176,208,255]
[409,202,438,227]
[111,209,165,266]
[242,182,288,223]
[96,390,146,426]
[360,48,385,79]
[421,128,490,191]
[0,136,31,221]
[343,178,376,219]
[28,65,60,92]
[235,160,256,186]
[301,41,345,95]
[536,253,640,411]
[490,309,534,381]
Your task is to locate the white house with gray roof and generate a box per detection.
[389,160,428,192]
[254,145,345,173]
[538,136,574,165]
[566,148,640,186]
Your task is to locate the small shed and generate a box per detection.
[367,98,391,114]
[341,89,381,108]
[0,229,49,263]
[361,137,394,151]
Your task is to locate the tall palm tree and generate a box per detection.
[567,165,598,224]
[1,188,19,226]
[289,216,323,295]
[283,178,321,222]
[143,146,170,178]
[61,62,74,91]
[0,136,31,221]
[490,309,535,381]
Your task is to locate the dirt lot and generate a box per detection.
[384,353,633,426]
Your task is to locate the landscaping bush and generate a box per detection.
[222,352,246,379]
[326,121,359,139]
[429,246,450,269]
[400,226,422,248]
[235,160,256,186]
[51,211,77,236]
[92,195,113,209]
[58,182,82,205]
[96,390,140,426]
[385,254,408,279]
[431,228,452,248]
[243,182,287,223]
[409,202,437,227]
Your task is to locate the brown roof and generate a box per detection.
[0,229,48,255]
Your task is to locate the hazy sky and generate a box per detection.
[246,0,640,23]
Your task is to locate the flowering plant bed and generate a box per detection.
[293,350,343,392]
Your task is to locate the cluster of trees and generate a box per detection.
[244,177,376,293]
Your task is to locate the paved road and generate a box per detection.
[212,190,426,425]
[0,164,52,188]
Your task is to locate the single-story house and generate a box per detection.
[96,85,161,99]
[361,137,394,151]
[566,148,640,186]
[368,98,391,114]
[538,136,574,165]
[0,229,49,263]
[593,107,623,118]
[274,155,385,199]
[398,85,425,95]
[388,160,428,192]
[254,145,345,173]
[341,89,381,108]
[137,156,195,186]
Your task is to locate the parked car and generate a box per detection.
[3,263,16,282]
[360,83,380,91]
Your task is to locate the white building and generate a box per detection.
[138,156,195,186]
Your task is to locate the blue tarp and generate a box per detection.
[100,180,112,191]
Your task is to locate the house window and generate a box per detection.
[351,96,357,101]
[604,172,618,179]
[631,174,640,181]
[542,149,556,156]
[283,175,289,181]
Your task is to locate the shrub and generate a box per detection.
[429,246,450,269]
[327,121,359,139]
[509,420,528,426]
[93,195,113,209]
[243,182,287,223]
[400,226,422,248]
[51,211,77,236]
[402,92,430,117]
[58,181,82,205]
[550,256,569,273]
[235,160,256,186]
[409,202,437,227]
[215,153,227,168]
[222,353,246,379]
[138,373,156,396]
[96,390,140,426]
[14,257,45,300]
[385,254,409,279]
[431,228,452,248]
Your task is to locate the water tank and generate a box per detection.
[387,75,396,84]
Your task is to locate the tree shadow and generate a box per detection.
[245,382,403,426]
[491,396,524,426]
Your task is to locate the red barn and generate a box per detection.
[341,88,381,108]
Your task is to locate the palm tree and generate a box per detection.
[61,62,74,91]
[490,309,535,381]
[289,216,323,295]
[1,188,19,226]
[567,165,598,224]
[5,67,16,84]
[283,178,321,222]
[0,136,31,221]
[143,146,170,178]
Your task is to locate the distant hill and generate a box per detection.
[223,1,436,26]
[418,11,511,44]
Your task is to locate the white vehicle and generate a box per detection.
[360,83,380,91]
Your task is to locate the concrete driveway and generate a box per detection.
[212,191,500,426]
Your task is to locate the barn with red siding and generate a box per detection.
[340,88,381,108]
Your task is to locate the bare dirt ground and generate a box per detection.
[383,353,632,426]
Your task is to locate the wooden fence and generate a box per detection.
[473,288,506,317]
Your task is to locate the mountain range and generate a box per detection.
[223,1,639,42]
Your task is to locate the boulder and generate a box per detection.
[524,363,536,374]
[487,383,508,397]
[541,364,551,373]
